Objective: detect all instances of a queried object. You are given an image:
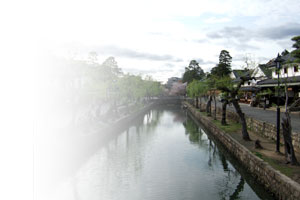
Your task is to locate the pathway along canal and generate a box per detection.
[52,106,274,200]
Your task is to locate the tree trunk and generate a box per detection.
[221,100,228,125]
[206,95,212,116]
[213,94,217,120]
[282,112,299,165]
[196,97,199,109]
[199,97,202,112]
[232,99,251,141]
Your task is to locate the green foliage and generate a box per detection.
[116,74,162,104]
[257,88,273,97]
[56,53,162,107]
[211,50,232,77]
[291,35,300,49]
[215,76,234,91]
[291,35,300,59]
[182,60,205,83]
[186,80,208,98]
[183,118,200,143]
[219,50,232,66]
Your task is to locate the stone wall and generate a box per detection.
[184,102,300,200]
[194,100,300,152]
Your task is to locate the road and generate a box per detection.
[225,102,300,133]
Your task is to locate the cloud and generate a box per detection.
[207,26,246,39]
[207,23,300,42]
[94,45,183,62]
[196,58,216,65]
[124,62,181,75]
[258,23,300,40]
[231,42,260,51]
[193,39,207,43]
[206,26,259,51]
[204,17,231,24]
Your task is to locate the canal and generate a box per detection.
[51,106,274,200]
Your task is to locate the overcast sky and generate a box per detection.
[28,0,300,82]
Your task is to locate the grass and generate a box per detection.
[195,108,242,133]
[254,151,263,159]
[252,150,295,177]
[212,119,242,134]
[192,103,298,180]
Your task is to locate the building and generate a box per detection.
[166,77,182,89]
[257,53,300,105]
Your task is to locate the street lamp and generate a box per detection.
[274,53,283,152]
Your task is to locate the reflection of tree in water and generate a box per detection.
[171,110,186,123]
[218,150,245,200]
[183,117,200,144]
[131,109,163,134]
[183,116,218,168]
[184,116,245,199]
[207,139,217,168]
[229,177,245,200]
[113,109,164,180]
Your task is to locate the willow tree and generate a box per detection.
[186,80,200,108]
[186,80,208,110]
[206,75,219,120]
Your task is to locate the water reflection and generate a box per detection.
[183,115,272,200]
[49,108,273,200]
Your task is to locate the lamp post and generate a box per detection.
[274,53,283,152]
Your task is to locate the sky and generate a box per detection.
[2,0,300,83]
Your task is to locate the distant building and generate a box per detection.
[230,66,271,104]
[166,77,182,89]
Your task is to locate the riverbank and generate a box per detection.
[183,101,300,200]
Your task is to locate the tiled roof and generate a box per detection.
[240,86,260,92]
[257,75,300,85]
[232,69,250,78]
[258,64,272,78]
[266,53,297,68]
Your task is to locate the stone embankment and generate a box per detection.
[184,101,300,200]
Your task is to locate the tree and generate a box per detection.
[281,74,299,165]
[291,35,300,62]
[102,57,123,77]
[88,51,98,64]
[182,60,205,83]
[169,82,187,96]
[282,101,299,165]
[211,50,232,77]
[216,76,253,141]
[243,53,257,70]
[186,80,207,109]
[206,76,218,120]
[208,75,231,125]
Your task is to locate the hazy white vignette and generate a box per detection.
[0,0,300,199]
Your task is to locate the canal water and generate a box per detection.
[51,107,274,200]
